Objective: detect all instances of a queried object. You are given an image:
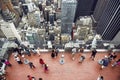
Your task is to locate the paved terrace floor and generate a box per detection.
[6,52,120,80]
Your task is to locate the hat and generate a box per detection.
[61,55,64,58]
[105,55,108,58]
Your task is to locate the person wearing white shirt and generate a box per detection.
[71,47,77,60]
[37,47,41,56]
[15,56,23,64]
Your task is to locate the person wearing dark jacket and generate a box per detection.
[28,62,35,69]
[44,64,48,73]
[51,50,55,58]
[101,56,109,69]
[90,49,97,60]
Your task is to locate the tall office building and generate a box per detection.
[44,9,49,22]
[93,0,120,40]
[28,10,41,26]
[0,0,20,27]
[58,0,62,9]
[61,0,77,33]
[0,21,21,42]
[49,13,54,25]
[92,0,110,23]
[34,11,41,26]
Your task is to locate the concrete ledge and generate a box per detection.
[39,49,120,53]
[39,49,49,52]
[39,49,65,52]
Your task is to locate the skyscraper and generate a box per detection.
[0,21,21,42]
[0,0,20,27]
[61,0,77,33]
[49,13,54,25]
[28,10,41,27]
[34,11,41,26]
[92,0,110,23]
[93,0,120,40]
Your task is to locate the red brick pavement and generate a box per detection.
[6,52,120,80]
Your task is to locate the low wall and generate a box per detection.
[39,49,120,53]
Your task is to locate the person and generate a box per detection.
[21,53,25,62]
[13,50,18,58]
[59,55,65,65]
[28,62,35,69]
[37,47,41,56]
[71,47,77,60]
[39,78,43,80]
[90,49,97,60]
[31,77,36,80]
[113,52,117,60]
[78,47,84,59]
[23,58,29,64]
[31,49,37,55]
[79,55,85,63]
[1,59,12,67]
[109,52,117,61]
[21,53,25,58]
[14,47,22,56]
[51,50,55,58]
[25,45,31,56]
[14,56,23,64]
[55,48,59,57]
[71,27,74,40]
[79,47,84,53]
[107,48,112,56]
[112,59,120,67]
[97,75,104,80]
[44,64,48,73]
[4,59,12,67]
[27,75,32,80]
[39,58,45,66]
[101,56,109,69]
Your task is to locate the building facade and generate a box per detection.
[0,21,21,42]
[94,0,120,40]
[93,0,110,23]
[61,0,77,33]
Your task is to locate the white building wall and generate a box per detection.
[58,0,61,9]
[0,22,21,42]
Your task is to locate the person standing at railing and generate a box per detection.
[90,48,97,61]
[71,47,77,60]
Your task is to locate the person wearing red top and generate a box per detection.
[27,75,32,80]
[5,60,12,67]
[44,64,48,73]
[39,58,45,66]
